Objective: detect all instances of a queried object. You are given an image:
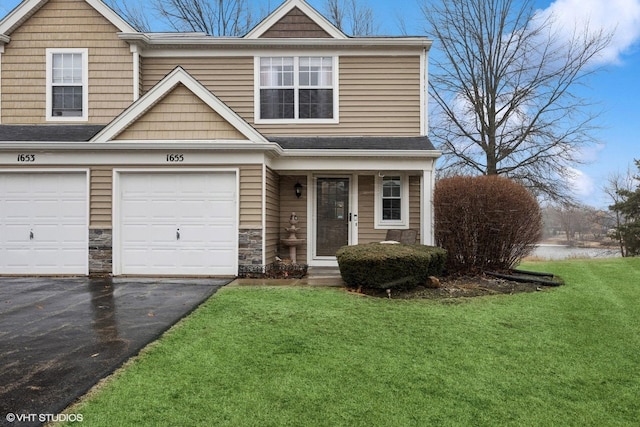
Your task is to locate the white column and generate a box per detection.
[421,165,436,246]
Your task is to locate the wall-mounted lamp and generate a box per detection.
[294,182,303,199]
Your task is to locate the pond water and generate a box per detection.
[530,244,621,260]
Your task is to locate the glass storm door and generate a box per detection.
[316,177,350,257]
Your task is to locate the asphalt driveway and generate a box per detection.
[0,277,229,427]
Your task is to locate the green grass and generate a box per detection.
[64,258,640,426]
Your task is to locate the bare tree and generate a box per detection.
[422,0,612,200]
[106,0,152,32]
[153,0,255,36]
[325,0,378,36]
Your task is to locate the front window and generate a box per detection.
[382,176,402,221]
[257,56,336,122]
[375,174,410,228]
[46,49,88,121]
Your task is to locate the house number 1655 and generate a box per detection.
[166,154,184,162]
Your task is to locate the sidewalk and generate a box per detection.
[231,267,344,287]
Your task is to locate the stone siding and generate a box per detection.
[89,228,112,275]
[238,228,263,275]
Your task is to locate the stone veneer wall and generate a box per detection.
[88,228,263,276]
[238,228,263,274]
[89,228,112,275]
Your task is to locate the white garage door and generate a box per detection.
[0,172,88,275]
[117,171,238,276]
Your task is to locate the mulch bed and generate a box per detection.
[352,273,560,300]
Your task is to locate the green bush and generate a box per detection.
[336,243,447,289]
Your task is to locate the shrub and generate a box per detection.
[336,243,447,289]
[434,175,542,275]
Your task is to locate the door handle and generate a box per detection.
[176,229,180,240]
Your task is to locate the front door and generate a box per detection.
[316,177,350,257]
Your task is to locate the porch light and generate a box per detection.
[294,182,303,198]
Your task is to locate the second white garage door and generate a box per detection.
[116,171,238,276]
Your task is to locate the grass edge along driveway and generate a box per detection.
[61,258,640,426]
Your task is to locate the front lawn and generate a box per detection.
[63,258,640,426]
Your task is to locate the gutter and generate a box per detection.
[119,33,432,51]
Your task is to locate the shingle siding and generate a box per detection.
[1,0,133,125]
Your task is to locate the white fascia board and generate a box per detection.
[91,67,268,143]
[244,0,346,40]
[0,0,47,35]
[0,0,137,36]
[0,140,281,151]
[86,0,137,33]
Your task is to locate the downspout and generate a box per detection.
[0,43,4,123]
[421,46,429,136]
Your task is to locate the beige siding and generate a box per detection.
[239,165,263,228]
[357,174,422,244]
[279,175,308,263]
[260,56,422,136]
[142,57,255,121]
[357,175,387,244]
[260,7,332,38]
[1,0,134,124]
[142,55,422,137]
[264,167,280,264]
[115,84,246,140]
[90,167,113,228]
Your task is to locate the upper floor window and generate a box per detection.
[46,49,88,121]
[256,56,338,123]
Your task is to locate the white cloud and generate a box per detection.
[539,0,640,64]
[566,167,596,198]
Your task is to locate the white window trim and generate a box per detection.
[46,48,89,122]
[254,56,339,125]
[374,173,410,229]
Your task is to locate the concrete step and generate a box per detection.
[307,267,342,279]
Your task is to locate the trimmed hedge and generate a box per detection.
[336,243,447,289]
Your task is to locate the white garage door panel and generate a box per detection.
[119,172,238,275]
[0,172,88,275]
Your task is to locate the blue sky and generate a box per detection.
[1,0,639,207]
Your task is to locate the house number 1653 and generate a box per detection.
[17,154,36,162]
[166,154,184,162]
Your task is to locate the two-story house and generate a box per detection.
[0,0,439,276]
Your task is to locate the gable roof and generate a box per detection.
[0,0,137,37]
[113,84,248,141]
[91,67,268,143]
[244,0,346,39]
